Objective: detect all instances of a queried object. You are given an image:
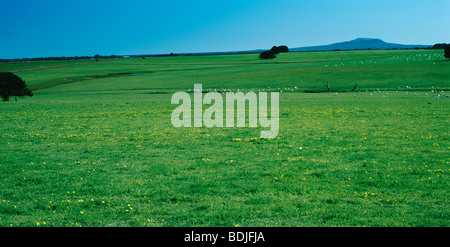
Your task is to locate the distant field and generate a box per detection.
[0,50,449,226]
[2,49,449,93]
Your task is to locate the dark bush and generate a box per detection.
[259,50,276,59]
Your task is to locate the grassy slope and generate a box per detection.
[0,50,449,226]
[2,50,449,92]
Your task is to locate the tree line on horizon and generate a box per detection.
[0,43,449,63]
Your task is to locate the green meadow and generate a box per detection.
[0,50,449,226]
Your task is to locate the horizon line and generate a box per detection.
[1,37,445,60]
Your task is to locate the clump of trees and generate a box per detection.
[270,45,289,54]
[431,43,448,49]
[445,45,450,60]
[259,45,289,59]
[0,72,33,101]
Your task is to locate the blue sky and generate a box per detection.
[1,0,449,58]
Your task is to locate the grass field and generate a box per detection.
[0,50,449,226]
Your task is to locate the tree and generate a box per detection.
[270,45,289,54]
[259,50,276,59]
[277,45,289,53]
[445,45,450,60]
[431,43,448,49]
[270,46,280,54]
[94,54,100,63]
[0,72,33,101]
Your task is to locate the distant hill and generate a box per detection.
[290,38,430,52]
